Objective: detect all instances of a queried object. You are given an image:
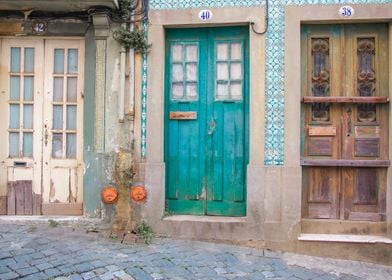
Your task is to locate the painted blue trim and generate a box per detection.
[141,20,148,158]
[150,0,263,10]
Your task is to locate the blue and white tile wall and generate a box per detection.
[144,0,392,165]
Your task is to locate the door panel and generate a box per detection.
[207,103,246,215]
[0,38,84,215]
[301,24,388,221]
[207,32,247,215]
[42,40,84,207]
[303,167,339,219]
[166,30,206,215]
[342,167,386,221]
[0,39,44,207]
[165,27,248,216]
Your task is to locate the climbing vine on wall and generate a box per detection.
[113,27,150,53]
[113,0,150,53]
[118,0,133,20]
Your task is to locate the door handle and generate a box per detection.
[44,125,49,146]
[207,118,216,135]
[346,107,352,136]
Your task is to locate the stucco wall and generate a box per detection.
[84,24,135,218]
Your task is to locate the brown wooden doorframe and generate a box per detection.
[301,23,389,222]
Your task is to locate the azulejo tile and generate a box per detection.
[149,0,263,10]
[141,20,148,158]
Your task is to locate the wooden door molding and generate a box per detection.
[301,24,388,222]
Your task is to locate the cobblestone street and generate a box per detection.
[0,219,391,280]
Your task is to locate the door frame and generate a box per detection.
[0,36,85,215]
[300,23,389,221]
[284,4,392,233]
[163,26,250,216]
[143,6,265,235]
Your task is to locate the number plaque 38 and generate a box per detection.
[339,6,354,17]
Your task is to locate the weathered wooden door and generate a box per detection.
[301,24,389,221]
[0,39,44,215]
[165,27,249,216]
[41,40,84,214]
[0,38,84,215]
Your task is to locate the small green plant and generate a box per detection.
[135,220,153,244]
[113,0,150,53]
[48,219,59,228]
[163,209,173,217]
[113,27,150,53]
[110,233,119,240]
[118,0,134,20]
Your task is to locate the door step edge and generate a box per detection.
[298,233,392,244]
[163,215,246,223]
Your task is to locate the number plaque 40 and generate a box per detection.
[198,10,213,21]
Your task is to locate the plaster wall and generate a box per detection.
[84,25,135,218]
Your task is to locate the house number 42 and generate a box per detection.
[32,22,47,34]
[339,6,354,17]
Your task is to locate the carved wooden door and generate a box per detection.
[301,24,388,221]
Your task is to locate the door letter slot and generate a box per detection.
[14,161,27,167]
[308,126,336,136]
[169,111,197,120]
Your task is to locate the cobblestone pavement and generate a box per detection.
[0,219,391,280]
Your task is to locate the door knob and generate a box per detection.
[207,118,216,135]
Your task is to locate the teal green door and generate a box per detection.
[165,27,249,216]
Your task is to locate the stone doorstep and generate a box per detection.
[298,233,392,244]
[163,215,246,223]
[0,216,84,222]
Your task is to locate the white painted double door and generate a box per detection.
[0,38,84,214]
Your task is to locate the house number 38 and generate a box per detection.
[339,6,354,17]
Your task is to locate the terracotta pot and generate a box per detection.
[130,185,147,202]
[101,186,119,204]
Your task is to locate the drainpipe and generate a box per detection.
[129,15,135,116]
[119,23,126,122]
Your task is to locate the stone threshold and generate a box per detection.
[163,215,246,223]
[0,216,102,222]
[298,233,392,244]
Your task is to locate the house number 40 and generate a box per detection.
[198,10,213,21]
[339,6,354,17]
